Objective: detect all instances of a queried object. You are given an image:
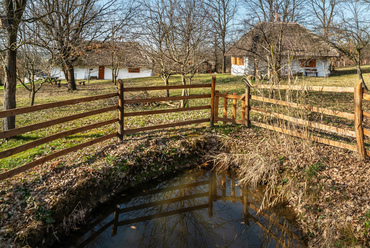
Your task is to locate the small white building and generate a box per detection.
[51,42,153,80]
[226,21,339,78]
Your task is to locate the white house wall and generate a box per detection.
[231,57,251,76]
[104,67,153,80]
[230,57,330,77]
[51,66,152,80]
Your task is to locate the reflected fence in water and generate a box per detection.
[71,171,307,248]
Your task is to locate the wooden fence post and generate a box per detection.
[210,76,216,127]
[215,91,219,124]
[118,79,124,141]
[232,92,237,121]
[354,81,366,159]
[223,92,228,124]
[246,84,251,127]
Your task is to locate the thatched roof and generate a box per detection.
[74,42,151,67]
[226,22,339,58]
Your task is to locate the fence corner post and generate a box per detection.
[210,76,216,128]
[118,79,124,141]
[354,81,366,159]
[245,84,251,128]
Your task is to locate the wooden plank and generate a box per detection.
[223,92,228,124]
[363,93,370,101]
[224,94,244,100]
[251,121,357,152]
[0,133,117,181]
[246,85,251,127]
[251,95,354,120]
[215,117,244,125]
[363,111,370,118]
[0,93,117,118]
[124,119,210,134]
[242,95,246,124]
[123,83,211,92]
[0,105,118,140]
[124,94,211,104]
[0,119,118,159]
[253,84,354,93]
[118,80,124,140]
[215,91,219,122]
[354,82,366,159]
[124,106,211,117]
[210,76,216,127]
[232,92,237,120]
[251,108,356,137]
[363,128,370,137]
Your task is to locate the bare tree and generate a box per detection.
[319,1,370,89]
[28,0,134,90]
[16,44,54,106]
[1,0,27,132]
[308,0,339,38]
[205,0,237,73]
[307,0,340,72]
[140,0,177,97]
[163,0,211,107]
[243,0,305,25]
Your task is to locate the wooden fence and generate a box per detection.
[0,78,215,181]
[214,80,369,159]
[1,77,367,181]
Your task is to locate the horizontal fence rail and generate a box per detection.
[0,93,118,118]
[123,83,212,92]
[120,78,215,136]
[0,92,119,180]
[212,81,364,158]
[0,78,216,180]
[253,84,355,93]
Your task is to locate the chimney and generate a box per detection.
[275,13,280,22]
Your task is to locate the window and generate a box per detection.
[300,59,316,68]
[128,68,140,73]
[232,57,244,66]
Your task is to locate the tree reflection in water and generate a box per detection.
[63,169,307,248]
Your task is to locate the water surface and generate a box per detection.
[61,169,306,248]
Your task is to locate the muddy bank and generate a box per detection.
[0,128,220,247]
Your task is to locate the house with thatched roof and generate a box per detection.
[51,42,153,80]
[225,19,339,77]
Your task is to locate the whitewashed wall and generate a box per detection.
[230,57,330,77]
[104,67,153,80]
[230,57,251,76]
[51,66,153,80]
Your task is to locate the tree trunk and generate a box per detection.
[66,63,77,90]
[2,27,18,132]
[30,90,36,106]
[165,77,169,98]
[180,74,188,108]
[356,63,368,90]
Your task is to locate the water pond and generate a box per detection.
[58,169,307,248]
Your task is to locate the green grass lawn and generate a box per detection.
[0,67,367,172]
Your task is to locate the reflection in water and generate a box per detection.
[63,170,306,248]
